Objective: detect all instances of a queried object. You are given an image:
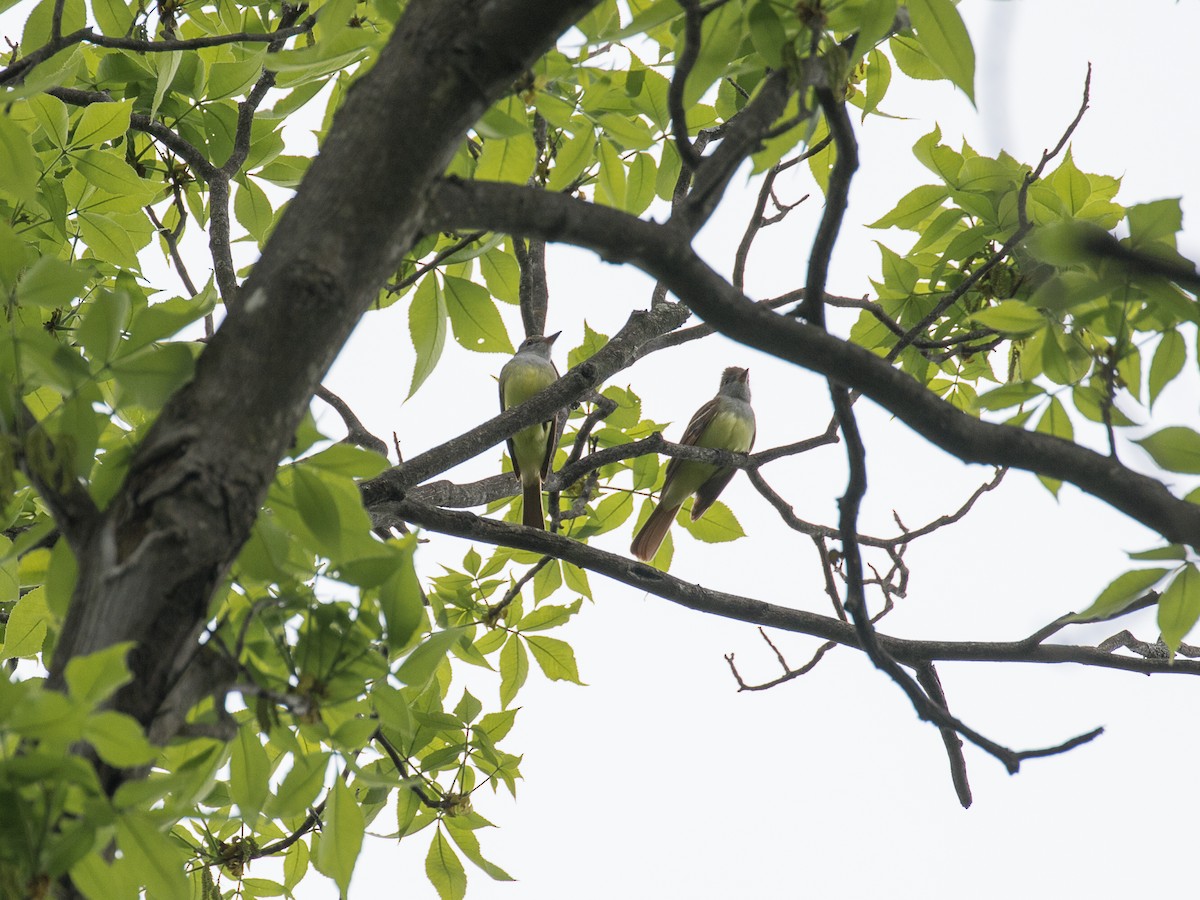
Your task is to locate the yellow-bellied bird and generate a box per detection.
[631,367,756,561]
[499,332,562,530]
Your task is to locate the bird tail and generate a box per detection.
[630,502,681,562]
[522,479,545,530]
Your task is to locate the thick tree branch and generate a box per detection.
[423,179,1200,549]
[393,500,1200,678]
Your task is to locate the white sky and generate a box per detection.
[5,0,1200,896]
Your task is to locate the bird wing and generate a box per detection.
[686,402,756,520]
[500,378,522,479]
[662,396,717,486]
[539,407,561,481]
[690,468,737,520]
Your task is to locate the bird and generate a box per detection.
[499,332,562,530]
[631,366,756,562]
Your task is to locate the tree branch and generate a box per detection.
[423,178,1200,550]
[393,499,1200,679]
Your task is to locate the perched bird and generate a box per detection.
[631,367,756,562]
[499,332,562,529]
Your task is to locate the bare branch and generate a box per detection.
[915,663,972,809]
[393,499,1200,680]
[315,386,389,456]
[668,0,704,170]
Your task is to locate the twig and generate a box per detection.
[0,20,315,87]
[1017,64,1092,230]
[386,231,488,295]
[915,662,972,808]
[315,386,389,456]
[668,0,705,170]
[485,557,552,625]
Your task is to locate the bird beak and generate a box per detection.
[739,368,750,382]
[543,331,561,345]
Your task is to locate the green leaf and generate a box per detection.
[516,598,582,632]
[1034,397,1073,496]
[1148,329,1185,408]
[234,176,274,244]
[475,133,537,184]
[408,274,448,398]
[45,538,76,618]
[746,0,787,68]
[0,220,30,289]
[316,780,365,896]
[230,723,271,823]
[480,249,521,304]
[283,835,310,891]
[684,0,743,106]
[64,642,134,705]
[240,878,286,897]
[302,443,389,478]
[498,634,527,708]
[83,711,157,767]
[116,812,190,900]
[599,0,681,41]
[92,0,134,35]
[291,466,343,554]
[0,585,49,658]
[17,256,89,309]
[596,137,625,208]
[109,343,196,411]
[974,382,1043,411]
[869,184,948,230]
[1128,198,1183,248]
[444,819,515,882]
[969,301,1044,335]
[1136,426,1200,474]
[547,128,595,192]
[378,537,425,650]
[1128,545,1188,562]
[680,500,744,543]
[396,628,465,687]
[1159,564,1200,659]
[73,148,155,200]
[597,111,654,152]
[525,635,583,684]
[71,99,133,147]
[268,751,330,820]
[77,291,132,365]
[567,321,608,369]
[207,53,266,101]
[28,92,68,148]
[426,830,467,900]
[906,0,976,102]
[1068,567,1170,622]
[149,50,182,120]
[584,491,632,536]
[532,557,561,602]
[443,275,514,354]
[562,561,592,599]
[0,115,41,203]
[77,212,142,270]
[624,151,656,215]
[125,288,217,349]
